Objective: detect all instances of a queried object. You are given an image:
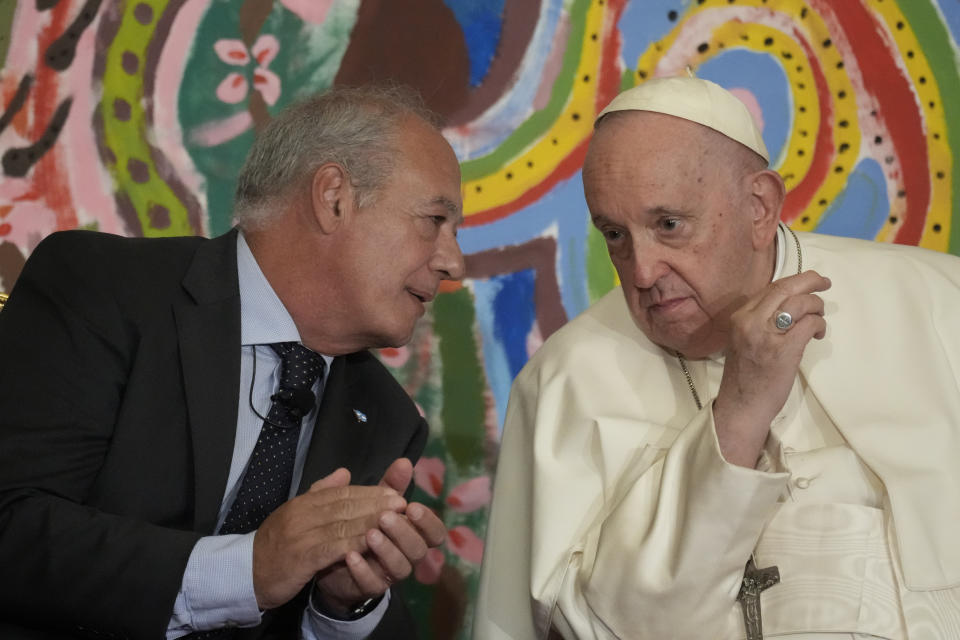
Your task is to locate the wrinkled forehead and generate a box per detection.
[582,112,759,214]
[393,117,464,211]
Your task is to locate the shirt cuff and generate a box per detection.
[301,588,391,640]
[167,533,262,637]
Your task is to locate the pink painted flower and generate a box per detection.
[413,457,445,498]
[445,476,491,513]
[414,547,445,584]
[447,526,484,565]
[214,35,281,106]
[378,345,411,368]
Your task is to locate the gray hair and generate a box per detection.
[233,84,442,230]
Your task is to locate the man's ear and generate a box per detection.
[749,169,786,250]
[311,163,354,234]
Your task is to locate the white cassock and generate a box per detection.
[473,227,960,640]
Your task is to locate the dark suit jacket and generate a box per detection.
[0,230,427,639]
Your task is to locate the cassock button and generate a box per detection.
[793,476,811,489]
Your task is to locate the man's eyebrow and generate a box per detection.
[590,213,615,227]
[592,207,687,226]
[649,205,688,217]
[434,196,464,225]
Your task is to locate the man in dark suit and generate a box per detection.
[0,85,464,638]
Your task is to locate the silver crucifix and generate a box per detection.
[737,556,780,640]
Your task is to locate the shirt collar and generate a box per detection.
[237,231,302,347]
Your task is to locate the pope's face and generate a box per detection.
[583,111,772,359]
[333,116,465,348]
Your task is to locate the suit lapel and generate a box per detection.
[174,230,242,533]
[298,354,378,492]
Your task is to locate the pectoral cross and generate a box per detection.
[737,557,780,640]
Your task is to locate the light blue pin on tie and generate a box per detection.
[353,409,368,423]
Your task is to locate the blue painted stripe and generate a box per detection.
[444,0,507,86]
[815,157,891,240]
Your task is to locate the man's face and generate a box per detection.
[333,116,465,348]
[583,111,771,358]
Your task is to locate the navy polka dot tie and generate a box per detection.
[218,342,326,535]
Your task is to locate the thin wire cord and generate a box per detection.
[249,346,287,429]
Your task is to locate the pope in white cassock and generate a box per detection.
[473,77,960,640]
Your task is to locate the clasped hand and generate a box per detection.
[251,458,445,613]
[713,270,831,467]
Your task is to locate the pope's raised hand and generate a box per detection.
[713,270,831,467]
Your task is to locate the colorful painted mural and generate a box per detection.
[1,0,958,637]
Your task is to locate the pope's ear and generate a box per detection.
[311,163,355,234]
[750,169,786,249]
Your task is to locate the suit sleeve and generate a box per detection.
[372,415,427,638]
[474,359,788,640]
[0,234,201,639]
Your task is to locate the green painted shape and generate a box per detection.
[178,0,357,236]
[100,0,196,237]
[433,288,486,470]
[586,222,617,302]
[620,67,636,92]
[177,0,246,236]
[399,297,489,639]
[0,0,16,70]
[459,0,592,181]
[896,0,960,255]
